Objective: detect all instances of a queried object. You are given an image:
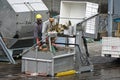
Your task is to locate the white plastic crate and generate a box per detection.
[102,37,120,46]
[59,1,98,26]
[102,50,120,58]
[102,45,120,52]
[102,37,120,58]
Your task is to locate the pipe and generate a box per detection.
[108,0,113,36]
[17,34,48,57]
[22,57,52,62]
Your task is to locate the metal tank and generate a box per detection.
[0,0,49,38]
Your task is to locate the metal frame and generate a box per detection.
[0,37,15,64]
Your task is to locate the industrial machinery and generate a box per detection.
[21,29,94,76]
[21,1,99,76]
[0,0,49,63]
[0,0,48,38]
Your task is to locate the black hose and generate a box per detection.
[82,36,89,57]
[56,40,89,57]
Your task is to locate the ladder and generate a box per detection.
[75,31,93,73]
[75,14,99,73]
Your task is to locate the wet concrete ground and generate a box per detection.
[0,42,120,80]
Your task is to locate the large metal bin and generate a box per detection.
[22,48,75,76]
[0,0,48,38]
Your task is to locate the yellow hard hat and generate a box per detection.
[36,14,42,19]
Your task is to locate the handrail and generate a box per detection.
[77,14,99,26]
[55,42,90,66]
[17,34,49,57]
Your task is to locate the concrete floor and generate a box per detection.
[0,41,120,80]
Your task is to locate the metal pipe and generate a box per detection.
[22,57,52,62]
[49,37,52,52]
[108,0,113,36]
[0,37,16,64]
[27,2,36,22]
[53,53,75,59]
[60,17,84,20]
[24,2,34,23]
[17,34,48,57]
[77,14,99,26]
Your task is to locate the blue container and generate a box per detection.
[114,18,120,22]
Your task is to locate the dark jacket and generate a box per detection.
[34,22,43,39]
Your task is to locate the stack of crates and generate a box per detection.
[102,37,120,58]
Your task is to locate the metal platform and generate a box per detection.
[21,34,93,76]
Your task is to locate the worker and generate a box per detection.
[48,17,58,51]
[34,14,43,50]
[45,17,55,42]
[48,17,55,31]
